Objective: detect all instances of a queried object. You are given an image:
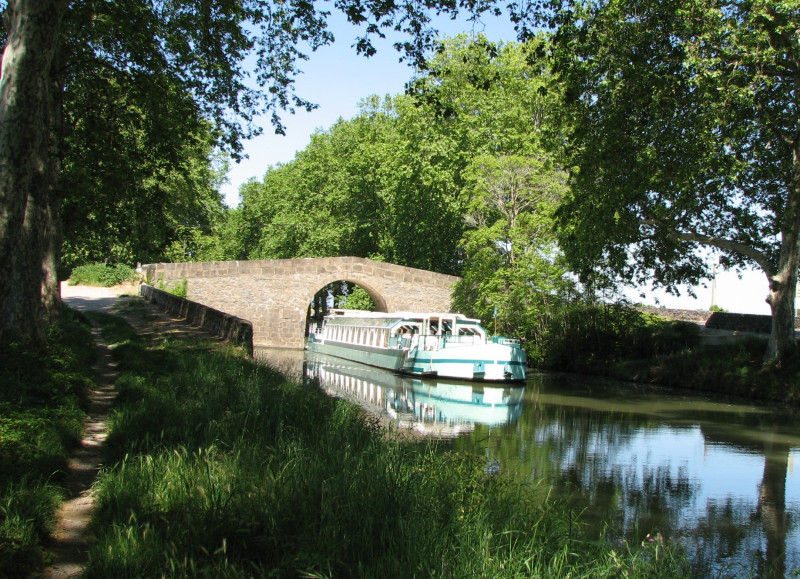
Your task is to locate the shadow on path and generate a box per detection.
[39,287,225,577]
[38,301,118,579]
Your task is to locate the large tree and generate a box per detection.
[398,35,565,275]
[2,0,530,345]
[453,154,571,346]
[0,1,67,343]
[59,67,227,268]
[549,0,800,363]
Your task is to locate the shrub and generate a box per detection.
[154,276,188,298]
[68,263,138,287]
[336,285,375,311]
[533,302,700,372]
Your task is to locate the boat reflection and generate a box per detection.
[304,351,524,437]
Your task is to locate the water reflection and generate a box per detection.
[302,351,524,437]
[256,349,800,577]
[474,372,800,578]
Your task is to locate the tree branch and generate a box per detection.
[640,219,776,278]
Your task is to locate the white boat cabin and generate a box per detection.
[309,309,491,351]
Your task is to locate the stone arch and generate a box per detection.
[296,276,391,344]
[301,275,391,315]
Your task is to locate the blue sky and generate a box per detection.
[219,12,772,315]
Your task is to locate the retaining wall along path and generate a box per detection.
[139,284,254,356]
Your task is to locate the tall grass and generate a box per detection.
[0,307,95,576]
[86,313,690,577]
[0,481,63,573]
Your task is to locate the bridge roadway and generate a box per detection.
[141,257,459,349]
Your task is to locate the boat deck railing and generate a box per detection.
[490,336,521,346]
[402,334,483,351]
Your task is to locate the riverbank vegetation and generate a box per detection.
[193,32,798,404]
[0,308,94,574]
[519,301,800,406]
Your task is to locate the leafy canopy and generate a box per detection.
[551,0,798,290]
[218,36,563,278]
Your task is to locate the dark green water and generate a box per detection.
[258,348,800,577]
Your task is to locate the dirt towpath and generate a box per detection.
[38,283,212,578]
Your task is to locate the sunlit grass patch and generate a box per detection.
[67,263,138,287]
[85,310,139,347]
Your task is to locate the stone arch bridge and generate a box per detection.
[142,257,460,349]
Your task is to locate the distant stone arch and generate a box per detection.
[302,276,390,315]
[142,257,459,348]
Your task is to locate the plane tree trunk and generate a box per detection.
[765,143,800,364]
[0,0,67,344]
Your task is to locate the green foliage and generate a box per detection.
[531,302,700,372]
[215,101,400,264]
[215,36,564,277]
[59,70,228,270]
[453,153,573,342]
[54,0,235,271]
[617,336,800,404]
[154,277,188,299]
[335,285,376,311]
[550,0,800,361]
[469,295,703,374]
[67,263,138,288]
[85,311,688,577]
[709,304,727,313]
[0,306,97,576]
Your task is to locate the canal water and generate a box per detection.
[257,348,800,577]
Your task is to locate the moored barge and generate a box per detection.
[306,310,526,382]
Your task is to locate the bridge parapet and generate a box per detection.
[141,257,459,349]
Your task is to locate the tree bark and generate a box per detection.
[765,143,800,364]
[0,0,67,343]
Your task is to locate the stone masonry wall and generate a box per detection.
[141,257,460,349]
[139,283,254,356]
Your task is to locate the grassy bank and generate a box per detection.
[0,308,95,575]
[612,337,800,405]
[529,303,800,407]
[0,300,690,577]
[83,303,688,577]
